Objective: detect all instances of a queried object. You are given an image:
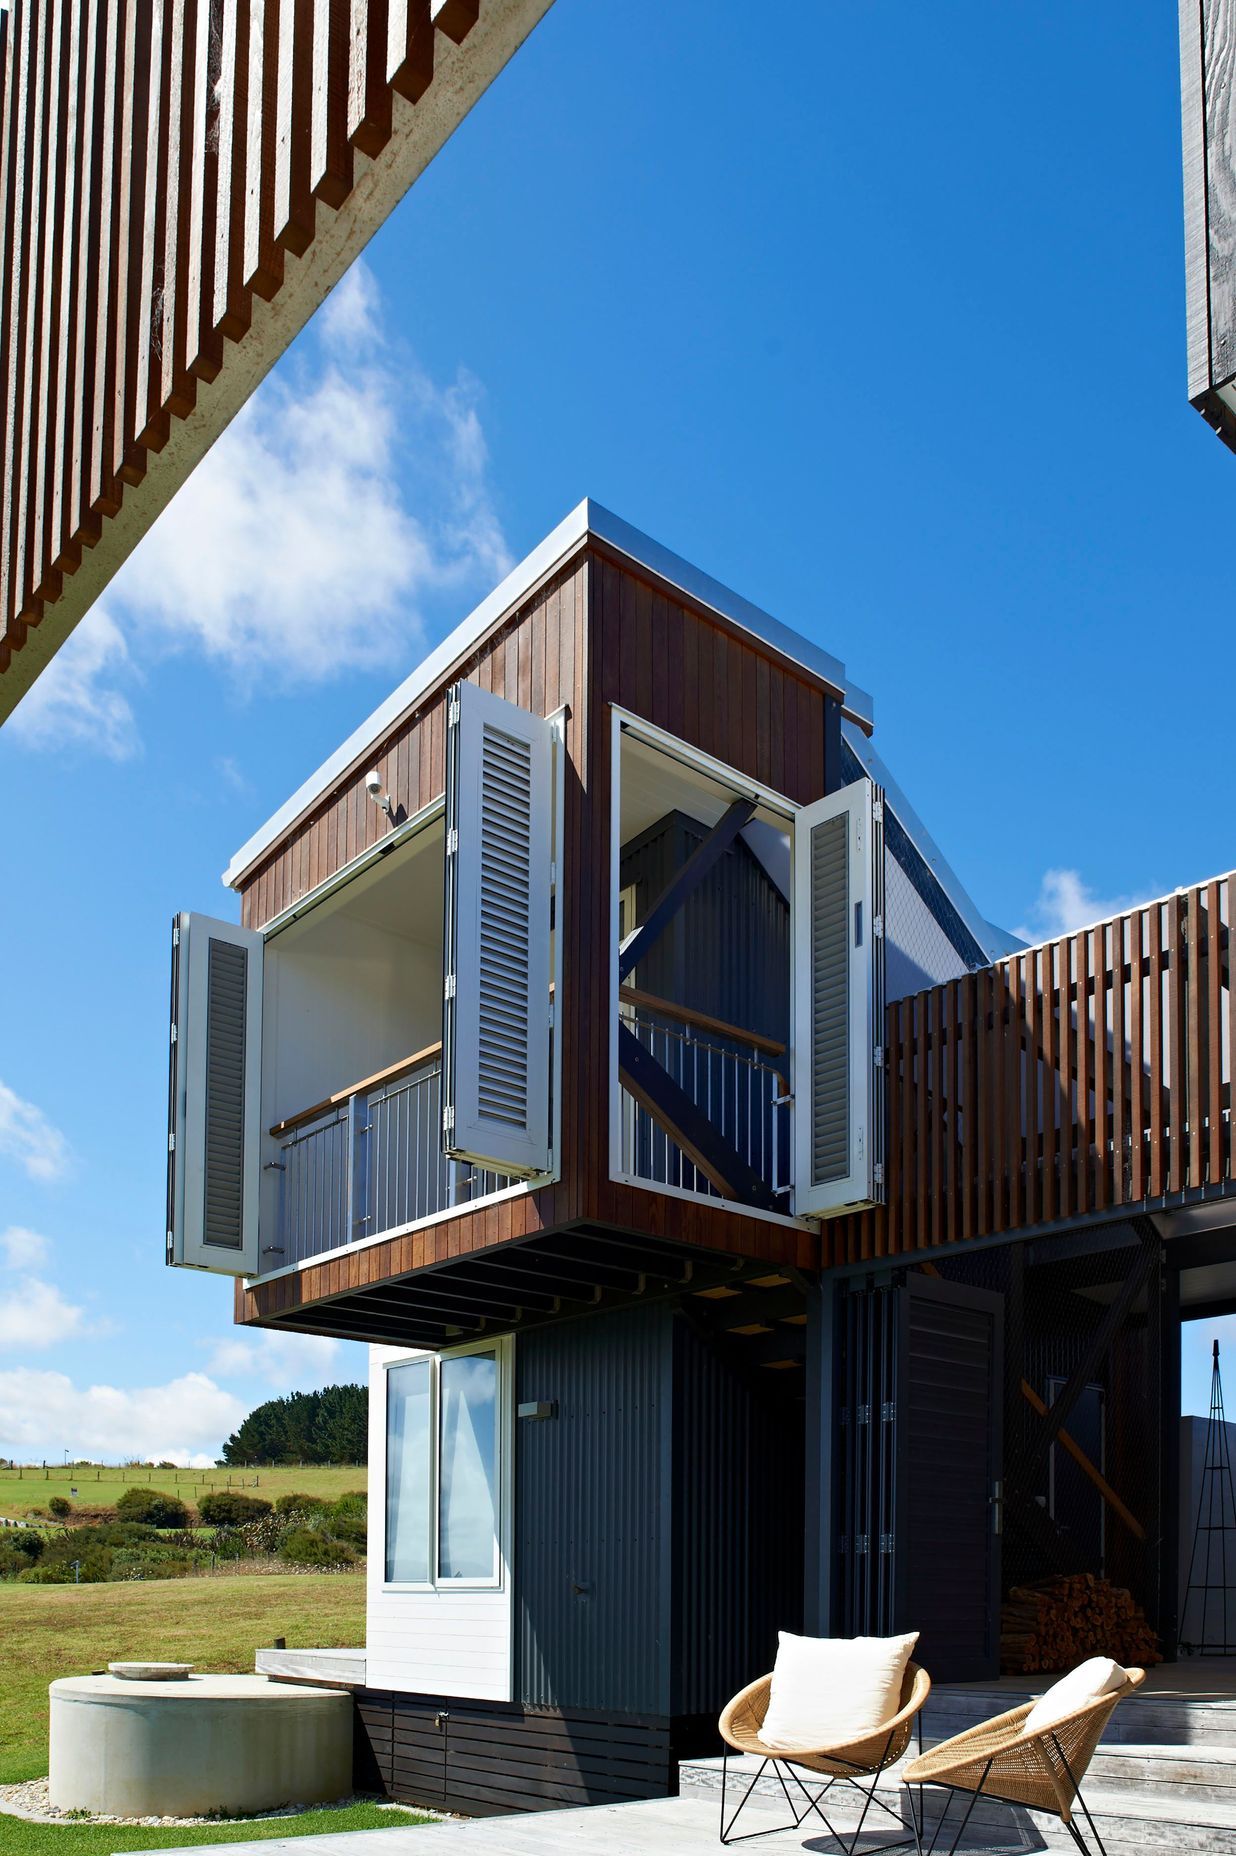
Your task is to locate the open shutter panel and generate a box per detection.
[166,912,264,1274]
[793,777,885,1218]
[442,680,553,1177]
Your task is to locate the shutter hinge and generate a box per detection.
[172,923,180,947]
[444,972,457,1001]
[872,799,884,825]
[447,693,461,727]
[872,913,884,939]
[442,1105,455,1134]
[880,1532,895,1555]
[855,1402,870,1426]
[873,1043,883,1066]
[881,1399,896,1422]
[873,1161,884,1187]
[168,1132,176,1153]
[170,1023,178,1047]
[855,1533,869,1555]
[446,826,458,856]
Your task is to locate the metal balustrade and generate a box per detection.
[619,1002,791,1204]
[268,1056,511,1268]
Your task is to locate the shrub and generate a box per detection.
[274,1492,320,1517]
[0,1541,37,1579]
[198,1491,273,1526]
[327,1493,367,1548]
[20,1547,113,1583]
[48,1495,71,1519]
[278,1528,357,1569]
[8,1528,44,1560]
[115,1487,191,1528]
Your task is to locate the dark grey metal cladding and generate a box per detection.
[515,1305,673,1716]
[670,1316,804,1717]
[203,938,248,1249]
[619,810,789,1047]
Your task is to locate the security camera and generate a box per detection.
[364,769,383,799]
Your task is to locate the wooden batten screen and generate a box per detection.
[829,873,1235,1265]
[0,0,549,700]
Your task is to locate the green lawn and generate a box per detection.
[0,1572,367,1784]
[0,1466,366,1522]
[0,1801,433,1854]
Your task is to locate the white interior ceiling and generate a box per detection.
[618,730,790,896]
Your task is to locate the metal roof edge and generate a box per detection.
[840,719,1020,966]
[223,499,872,888]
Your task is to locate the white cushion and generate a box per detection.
[757,1631,919,1752]
[1022,1657,1127,1737]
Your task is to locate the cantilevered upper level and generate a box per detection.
[166,501,1015,1348]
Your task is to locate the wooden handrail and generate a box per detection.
[270,1041,443,1139]
[618,985,787,1059]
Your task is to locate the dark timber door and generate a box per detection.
[836,1274,1002,1681]
[898,1273,1003,1680]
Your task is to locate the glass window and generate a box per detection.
[385,1358,432,1584]
[437,1351,499,1581]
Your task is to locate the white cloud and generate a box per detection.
[0,1080,71,1182]
[0,1276,87,1350]
[1015,868,1147,946]
[205,1327,343,1391]
[7,606,138,760]
[0,1225,50,1269]
[0,1368,245,1466]
[7,260,511,755]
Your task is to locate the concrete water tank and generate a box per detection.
[49,1673,352,1818]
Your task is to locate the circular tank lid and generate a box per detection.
[107,1662,194,1681]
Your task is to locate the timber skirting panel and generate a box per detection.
[0,0,553,710]
[830,871,1235,1265]
[353,1689,675,1814]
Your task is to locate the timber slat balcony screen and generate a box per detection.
[830,872,1234,1266]
[0,0,549,706]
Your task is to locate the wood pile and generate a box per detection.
[1000,1574,1162,1673]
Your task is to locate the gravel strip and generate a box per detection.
[0,1779,437,1828]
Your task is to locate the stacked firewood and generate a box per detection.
[1000,1574,1162,1673]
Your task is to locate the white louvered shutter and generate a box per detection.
[792,778,885,1218]
[442,681,553,1176]
[167,913,264,1274]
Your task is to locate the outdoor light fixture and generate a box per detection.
[364,769,396,823]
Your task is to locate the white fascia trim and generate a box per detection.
[841,719,1021,966]
[223,499,874,889]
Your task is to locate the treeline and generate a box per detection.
[220,1384,367,1466]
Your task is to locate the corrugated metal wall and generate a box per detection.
[620,812,790,1047]
[671,1317,804,1717]
[515,1305,672,1716]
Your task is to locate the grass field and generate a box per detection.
[0,1571,367,1786]
[2,1801,433,1854]
[0,1465,367,1521]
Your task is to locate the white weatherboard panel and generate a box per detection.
[167,912,264,1275]
[443,682,553,1177]
[792,780,885,1218]
[365,1345,512,1700]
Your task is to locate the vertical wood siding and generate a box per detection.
[0,0,549,692]
[829,874,1236,1265]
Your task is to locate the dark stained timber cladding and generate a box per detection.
[515,1305,671,1716]
[352,1690,673,1815]
[203,936,247,1248]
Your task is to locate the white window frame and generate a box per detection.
[381,1335,513,1594]
[607,706,809,1230]
[249,708,567,1286]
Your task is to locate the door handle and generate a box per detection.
[989,1480,1003,1537]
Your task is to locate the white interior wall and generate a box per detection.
[365,1344,513,1700]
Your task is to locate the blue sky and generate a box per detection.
[0,0,1232,1460]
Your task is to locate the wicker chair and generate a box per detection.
[716,1660,931,1849]
[902,1665,1145,1856]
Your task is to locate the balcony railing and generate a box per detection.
[266,1048,510,1268]
[618,990,791,1204]
[831,870,1235,1265]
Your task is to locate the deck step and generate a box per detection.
[678,1754,1236,1852]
